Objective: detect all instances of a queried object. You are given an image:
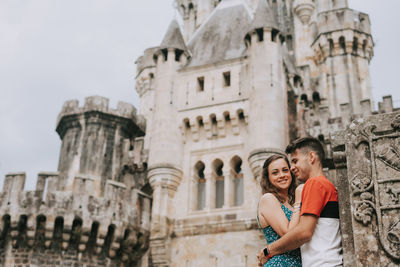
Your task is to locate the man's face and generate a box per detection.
[289,149,311,182]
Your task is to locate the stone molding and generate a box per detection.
[173,217,258,237]
[248,148,286,179]
[294,0,315,25]
[148,164,183,194]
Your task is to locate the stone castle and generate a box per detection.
[1,0,399,266]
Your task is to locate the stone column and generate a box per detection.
[148,165,182,266]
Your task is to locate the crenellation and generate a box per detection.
[317,8,371,35]
[360,99,372,115]
[135,47,158,77]
[83,95,109,113]
[382,95,394,113]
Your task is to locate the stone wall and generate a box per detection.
[332,110,400,266]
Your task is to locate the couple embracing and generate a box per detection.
[256,137,343,267]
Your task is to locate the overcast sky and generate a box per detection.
[0,0,399,190]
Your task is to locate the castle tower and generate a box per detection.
[146,20,189,266]
[176,0,222,41]
[292,0,316,93]
[247,0,288,178]
[0,97,151,266]
[311,0,374,117]
[56,96,145,193]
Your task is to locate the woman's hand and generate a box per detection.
[295,184,304,203]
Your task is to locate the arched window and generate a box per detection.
[352,37,358,55]
[195,161,206,210]
[231,156,244,206]
[212,159,224,208]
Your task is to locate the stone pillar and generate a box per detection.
[331,110,400,266]
[148,165,182,266]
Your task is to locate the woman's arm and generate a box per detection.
[287,184,304,230]
[259,193,291,237]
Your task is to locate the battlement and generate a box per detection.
[135,47,158,77]
[312,22,373,64]
[301,95,399,153]
[0,171,151,263]
[317,8,371,36]
[57,96,146,134]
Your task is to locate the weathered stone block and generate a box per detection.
[332,111,400,266]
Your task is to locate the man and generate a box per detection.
[257,137,343,266]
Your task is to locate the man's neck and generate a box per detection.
[308,167,324,179]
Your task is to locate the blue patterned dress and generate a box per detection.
[258,204,302,267]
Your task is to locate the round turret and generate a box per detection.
[56,96,145,193]
[294,0,315,24]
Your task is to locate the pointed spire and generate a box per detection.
[160,20,188,52]
[250,0,279,31]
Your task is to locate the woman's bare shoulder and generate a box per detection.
[260,193,280,206]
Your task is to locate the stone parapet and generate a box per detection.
[56,96,146,136]
[317,8,371,35]
[173,216,257,237]
[135,47,158,77]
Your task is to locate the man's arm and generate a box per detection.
[269,214,317,255]
[257,214,318,264]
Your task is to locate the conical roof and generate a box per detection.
[250,0,279,31]
[160,20,188,52]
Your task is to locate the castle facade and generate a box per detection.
[3,0,395,266]
[134,0,375,266]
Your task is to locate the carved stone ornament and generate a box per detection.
[347,118,400,259]
[353,192,375,226]
[391,114,400,130]
[377,145,400,172]
[373,139,400,259]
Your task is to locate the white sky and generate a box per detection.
[0,0,399,190]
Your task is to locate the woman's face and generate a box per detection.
[268,158,292,191]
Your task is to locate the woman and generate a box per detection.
[257,154,303,266]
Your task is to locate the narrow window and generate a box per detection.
[223,71,231,87]
[339,36,346,54]
[231,156,244,206]
[198,179,206,210]
[213,160,224,209]
[256,28,264,42]
[271,29,279,42]
[197,76,204,92]
[286,35,293,51]
[328,39,334,56]
[195,161,206,211]
[362,40,367,56]
[352,37,358,55]
[211,114,218,136]
[215,177,224,208]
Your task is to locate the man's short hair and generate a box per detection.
[285,137,326,162]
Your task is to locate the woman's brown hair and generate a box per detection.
[260,154,297,205]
